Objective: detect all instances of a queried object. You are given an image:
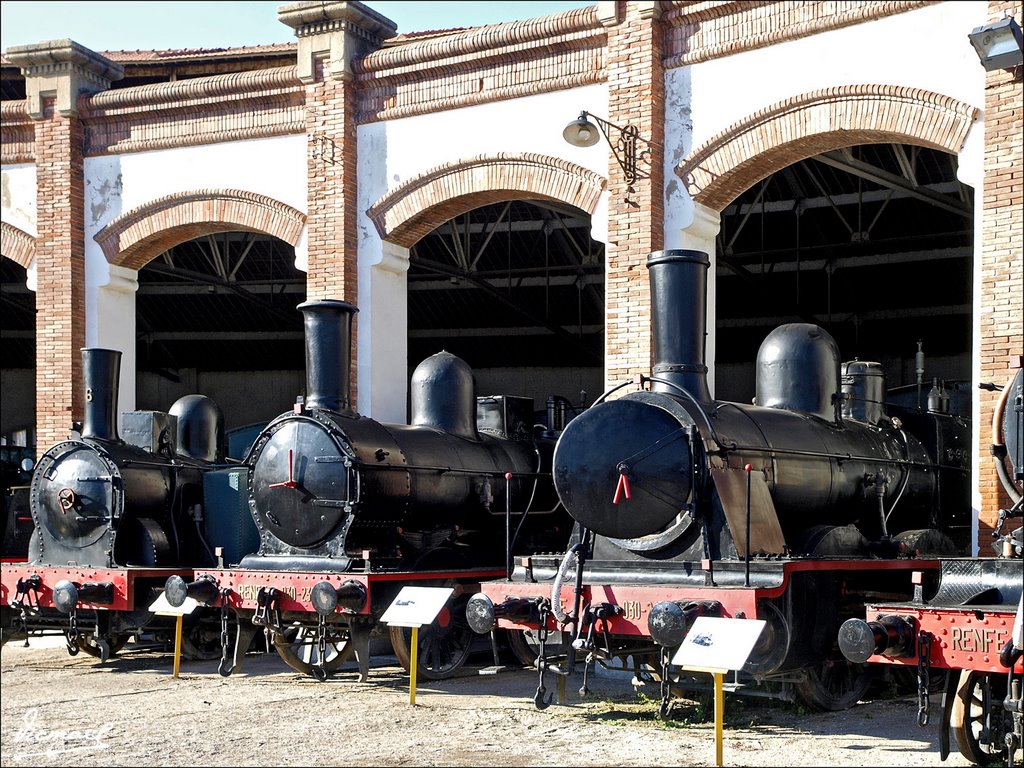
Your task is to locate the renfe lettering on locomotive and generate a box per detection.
[949,626,1009,654]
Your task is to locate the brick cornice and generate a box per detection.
[80,66,305,155]
[367,153,607,248]
[679,84,979,210]
[82,66,301,113]
[0,221,37,269]
[356,7,601,73]
[663,0,936,67]
[0,100,35,163]
[354,7,606,122]
[94,189,306,270]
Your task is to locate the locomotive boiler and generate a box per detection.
[166,299,570,681]
[1,347,228,659]
[469,249,972,712]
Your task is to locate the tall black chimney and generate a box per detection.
[298,299,358,412]
[646,249,712,403]
[80,348,121,441]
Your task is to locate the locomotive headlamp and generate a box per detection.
[968,16,1023,72]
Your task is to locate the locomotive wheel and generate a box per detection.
[180,619,224,661]
[506,629,568,668]
[951,670,1011,765]
[794,657,875,711]
[389,594,474,680]
[76,633,131,661]
[273,623,353,677]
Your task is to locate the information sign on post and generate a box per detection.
[380,586,455,705]
[671,617,767,767]
[148,592,200,679]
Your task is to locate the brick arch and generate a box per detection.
[94,189,307,270]
[678,85,979,211]
[367,153,607,248]
[0,221,36,269]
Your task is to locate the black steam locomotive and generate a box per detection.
[0,347,241,660]
[165,299,570,680]
[469,249,973,713]
[837,362,1022,766]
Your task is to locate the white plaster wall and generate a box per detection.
[83,134,308,413]
[687,3,988,152]
[357,83,610,422]
[1,163,37,236]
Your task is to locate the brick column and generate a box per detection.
[5,41,122,448]
[279,2,396,410]
[600,1,665,389]
[976,2,1024,539]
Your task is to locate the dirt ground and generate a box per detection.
[0,636,977,768]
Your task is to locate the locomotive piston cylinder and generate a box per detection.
[52,579,115,614]
[164,574,220,607]
[838,614,915,663]
[310,580,367,616]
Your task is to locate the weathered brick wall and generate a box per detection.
[33,100,86,447]
[976,0,1024,537]
[604,2,664,388]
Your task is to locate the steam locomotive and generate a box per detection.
[468,248,973,713]
[164,299,571,681]
[837,362,1022,765]
[0,347,245,660]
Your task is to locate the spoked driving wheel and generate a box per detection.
[951,670,1011,765]
[273,622,354,678]
[794,656,876,711]
[389,594,474,680]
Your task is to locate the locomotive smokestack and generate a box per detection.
[80,348,121,441]
[646,250,712,402]
[298,299,358,412]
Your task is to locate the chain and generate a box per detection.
[533,602,553,709]
[659,645,673,718]
[219,588,231,672]
[917,630,932,726]
[65,608,80,656]
[312,613,328,681]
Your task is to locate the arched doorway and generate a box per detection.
[713,141,973,408]
[407,198,604,416]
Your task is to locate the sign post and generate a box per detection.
[149,592,199,679]
[671,617,766,767]
[380,586,454,705]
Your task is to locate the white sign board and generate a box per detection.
[149,592,199,617]
[380,586,454,629]
[671,616,766,672]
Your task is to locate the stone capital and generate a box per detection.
[5,39,123,118]
[278,1,397,83]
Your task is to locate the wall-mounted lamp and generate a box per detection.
[563,110,650,203]
[967,16,1023,71]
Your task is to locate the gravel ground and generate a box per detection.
[0,637,977,767]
